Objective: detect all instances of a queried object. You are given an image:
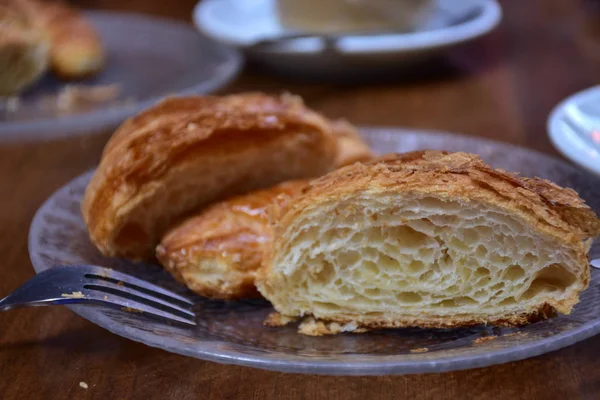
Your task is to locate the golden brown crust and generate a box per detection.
[11,0,104,79]
[276,150,600,245]
[268,302,556,336]
[101,92,311,157]
[258,150,600,332]
[156,179,308,299]
[82,93,338,260]
[296,303,556,335]
[265,303,555,332]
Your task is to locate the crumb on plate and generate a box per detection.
[3,97,20,112]
[473,335,498,345]
[122,307,143,313]
[56,84,121,112]
[410,347,429,353]
[264,312,297,327]
[297,317,366,336]
[504,332,528,338]
[61,291,85,299]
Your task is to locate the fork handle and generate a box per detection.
[0,268,89,310]
[0,296,93,311]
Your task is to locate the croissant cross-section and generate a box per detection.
[257,151,600,334]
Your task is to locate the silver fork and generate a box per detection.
[0,265,196,326]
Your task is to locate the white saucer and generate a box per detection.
[193,0,502,75]
[548,86,600,176]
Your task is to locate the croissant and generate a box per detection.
[0,3,48,95]
[12,0,104,79]
[82,93,338,260]
[257,151,600,335]
[157,179,309,299]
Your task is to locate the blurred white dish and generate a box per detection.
[548,86,600,176]
[274,0,434,34]
[193,0,502,75]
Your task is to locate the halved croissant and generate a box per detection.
[257,151,600,335]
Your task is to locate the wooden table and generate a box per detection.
[2,0,600,398]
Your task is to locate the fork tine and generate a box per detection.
[0,265,197,326]
[82,265,194,305]
[0,285,196,326]
[83,280,195,318]
[63,293,196,326]
[84,273,193,310]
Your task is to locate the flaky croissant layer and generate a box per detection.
[257,151,600,334]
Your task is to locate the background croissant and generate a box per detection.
[15,0,105,80]
[0,3,48,95]
[0,0,104,95]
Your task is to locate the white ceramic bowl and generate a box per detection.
[548,85,600,176]
[193,0,502,76]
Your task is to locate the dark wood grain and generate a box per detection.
[2,0,600,399]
